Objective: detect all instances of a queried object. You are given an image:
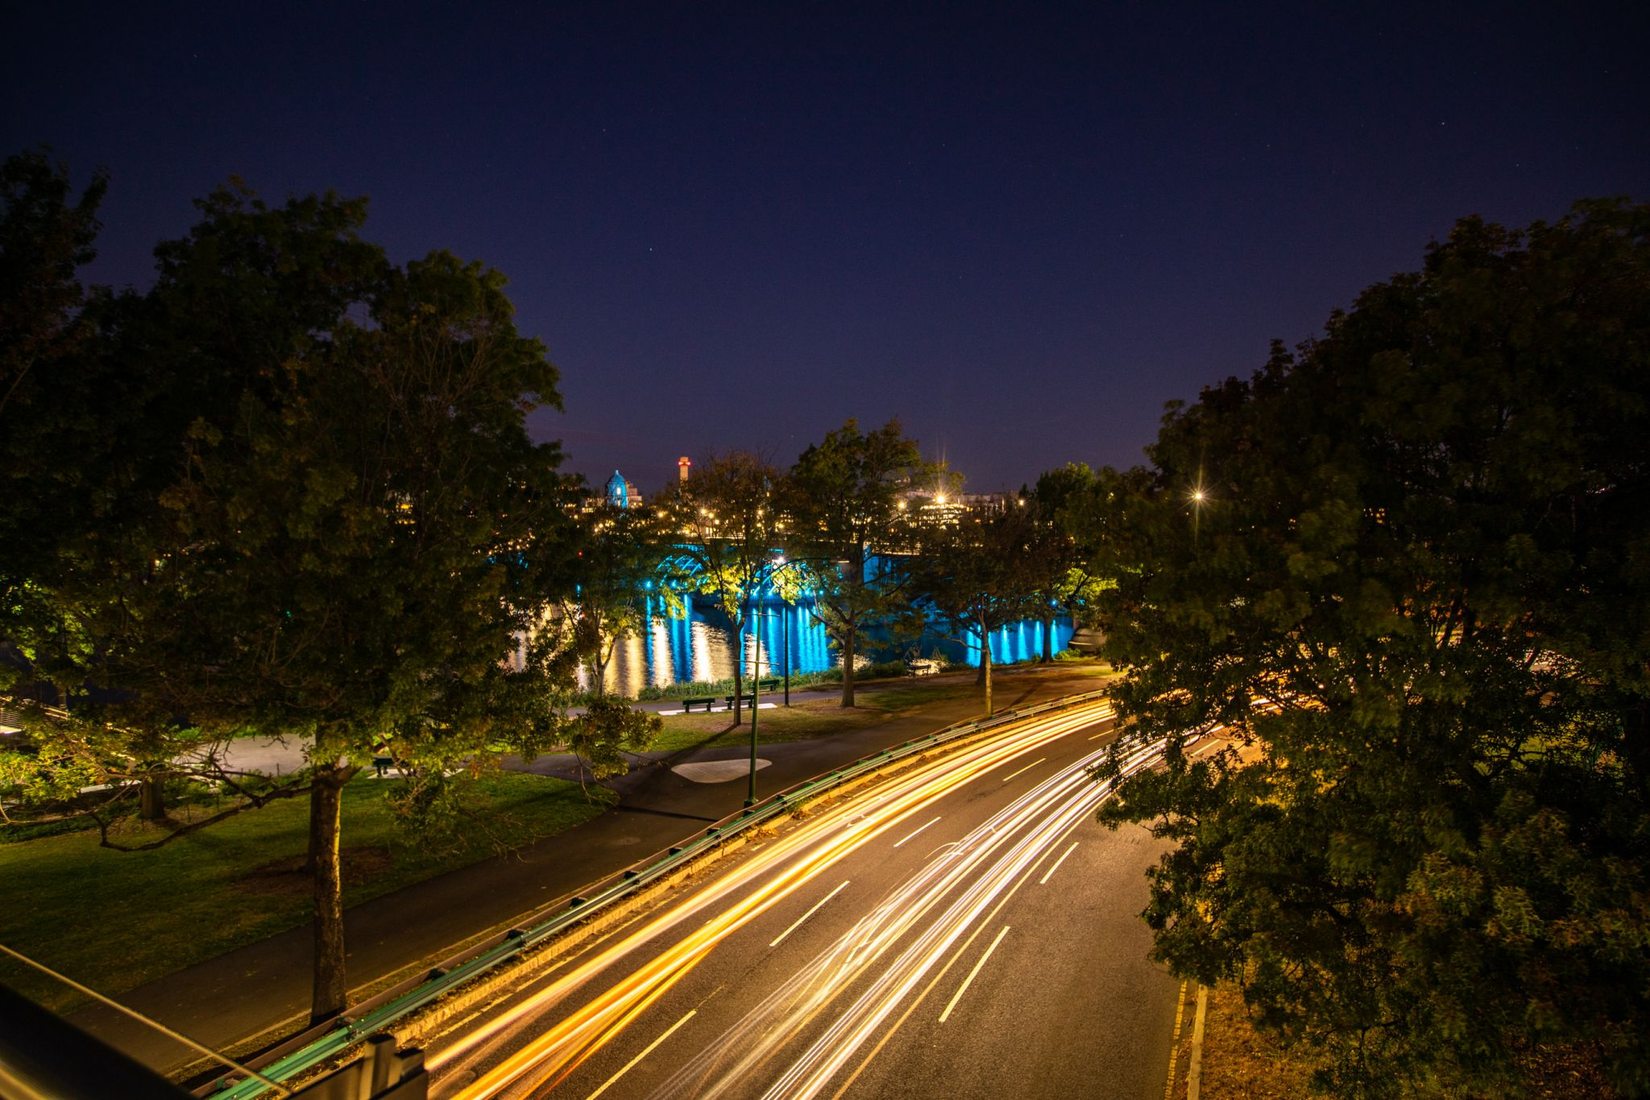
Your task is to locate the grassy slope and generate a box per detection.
[0,773,610,1008]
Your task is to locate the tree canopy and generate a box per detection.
[0,168,578,1022]
[662,450,785,724]
[1095,199,1650,1097]
[910,503,1046,716]
[785,418,926,706]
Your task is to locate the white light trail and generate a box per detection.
[439,699,1126,1099]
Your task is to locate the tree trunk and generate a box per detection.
[138,771,167,821]
[981,620,994,717]
[1043,615,1056,662]
[840,627,856,708]
[308,764,350,1024]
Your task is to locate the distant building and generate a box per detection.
[677,455,692,482]
[605,470,635,509]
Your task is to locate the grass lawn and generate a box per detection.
[647,675,993,754]
[650,697,889,753]
[0,772,611,1010]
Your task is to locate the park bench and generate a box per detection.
[724,680,783,710]
[681,696,718,713]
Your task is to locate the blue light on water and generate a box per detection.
[585,593,1073,696]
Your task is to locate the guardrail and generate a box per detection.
[202,688,1114,1099]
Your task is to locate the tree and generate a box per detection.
[1,181,576,1024]
[0,150,108,700]
[1095,200,1650,1097]
[911,505,1045,716]
[785,419,926,705]
[564,498,682,697]
[565,694,662,797]
[0,148,105,424]
[156,245,573,1021]
[1027,463,1121,658]
[663,452,782,725]
[3,177,389,824]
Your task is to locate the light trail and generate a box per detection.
[642,730,1161,1100]
[438,699,1121,1099]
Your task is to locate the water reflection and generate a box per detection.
[578,596,1073,698]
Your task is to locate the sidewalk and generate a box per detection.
[73,665,1109,1075]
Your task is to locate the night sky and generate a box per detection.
[5,3,1645,492]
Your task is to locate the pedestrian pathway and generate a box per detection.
[72,665,1110,1076]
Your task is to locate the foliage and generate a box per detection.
[0,170,579,1021]
[909,505,1046,715]
[0,147,106,426]
[661,451,784,723]
[1029,463,1116,638]
[785,418,928,706]
[0,150,108,697]
[1095,200,1650,1097]
[564,694,662,794]
[563,500,683,695]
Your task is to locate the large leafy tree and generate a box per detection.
[1,179,576,1024]
[785,418,926,706]
[911,504,1045,716]
[663,451,783,724]
[154,245,574,1021]
[0,148,105,424]
[565,498,682,697]
[3,178,389,822]
[0,150,108,698]
[1096,200,1650,1097]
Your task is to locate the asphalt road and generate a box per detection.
[423,700,1182,1100]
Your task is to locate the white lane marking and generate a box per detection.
[893,817,942,848]
[770,881,851,948]
[1038,841,1080,885]
[939,924,1011,1023]
[1001,757,1046,783]
[584,1008,697,1100]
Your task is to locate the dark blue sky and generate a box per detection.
[6,2,1645,491]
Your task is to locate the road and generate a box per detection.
[420,699,1182,1100]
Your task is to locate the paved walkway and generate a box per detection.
[72,666,1109,1076]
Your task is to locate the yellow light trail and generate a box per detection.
[438,699,1120,1099]
[661,735,1163,1099]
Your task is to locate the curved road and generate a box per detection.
[421,700,1184,1100]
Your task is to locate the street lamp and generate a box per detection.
[1188,481,1209,545]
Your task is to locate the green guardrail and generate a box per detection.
[202,689,1113,1099]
